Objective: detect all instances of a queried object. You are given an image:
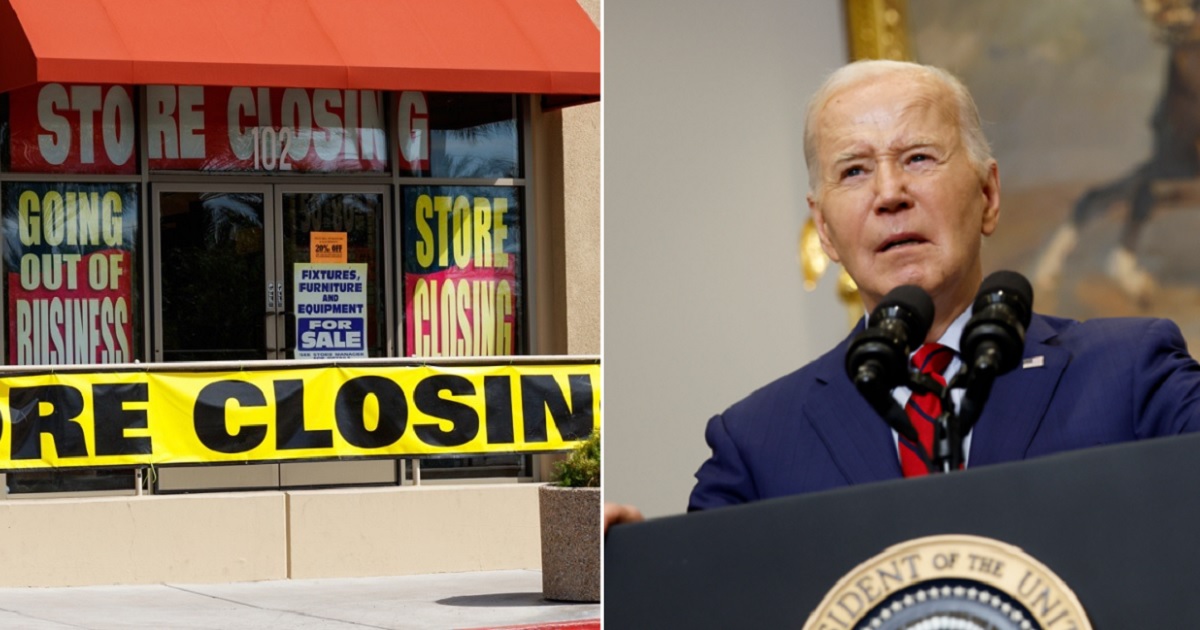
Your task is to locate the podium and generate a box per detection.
[604,432,1200,628]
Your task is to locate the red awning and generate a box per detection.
[0,0,599,102]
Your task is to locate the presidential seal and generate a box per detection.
[803,535,1091,630]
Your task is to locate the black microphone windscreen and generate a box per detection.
[976,270,1033,327]
[875,284,934,343]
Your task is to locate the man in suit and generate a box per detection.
[606,59,1200,526]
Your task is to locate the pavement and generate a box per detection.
[0,570,601,630]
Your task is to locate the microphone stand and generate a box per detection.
[935,364,998,473]
[857,381,922,449]
[951,368,997,440]
[907,371,953,474]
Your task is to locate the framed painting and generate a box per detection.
[837,0,1200,348]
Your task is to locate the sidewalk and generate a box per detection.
[0,570,601,630]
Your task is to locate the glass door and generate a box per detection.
[275,187,390,360]
[154,185,274,362]
[154,185,391,362]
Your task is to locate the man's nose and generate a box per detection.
[874,162,913,213]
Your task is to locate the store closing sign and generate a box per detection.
[405,188,520,357]
[145,86,388,172]
[7,83,391,173]
[8,84,137,174]
[0,362,599,471]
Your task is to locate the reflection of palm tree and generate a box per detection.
[286,193,380,244]
[302,193,376,227]
[3,184,140,268]
[439,121,519,178]
[198,192,264,246]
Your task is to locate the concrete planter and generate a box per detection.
[538,484,601,602]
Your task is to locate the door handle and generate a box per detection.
[276,281,286,311]
[267,282,276,310]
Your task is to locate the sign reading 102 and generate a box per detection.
[248,126,295,171]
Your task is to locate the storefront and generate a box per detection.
[0,0,600,499]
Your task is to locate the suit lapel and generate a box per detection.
[967,314,1068,467]
[804,329,903,485]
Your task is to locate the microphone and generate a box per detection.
[960,270,1033,378]
[845,285,935,391]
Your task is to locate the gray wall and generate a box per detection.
[605,1,851,518]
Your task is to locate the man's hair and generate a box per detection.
[803,59,993,194]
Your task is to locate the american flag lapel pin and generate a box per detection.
[1022,356,1045,369]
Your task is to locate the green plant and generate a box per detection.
[554,429,600,487]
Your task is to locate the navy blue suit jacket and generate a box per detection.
[688,314,1200,511]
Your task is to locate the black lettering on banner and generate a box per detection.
[335,376,406,449]
[273,379,332,450]
[9,385,88,459]
[520,374,594,442]
[193,381,268,453]
[93,383,150,456]
[484,375,515,444]
[412,375,478,447]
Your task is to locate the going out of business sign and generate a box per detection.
[4,182,138,365]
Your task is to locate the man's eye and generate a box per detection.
[841,166,864,179]
[909,154,931,164]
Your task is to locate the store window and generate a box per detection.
[402,186,523,357]
[398,92,522,179]
[3,182,140,365]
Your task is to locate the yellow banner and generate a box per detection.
[0,361,599,471]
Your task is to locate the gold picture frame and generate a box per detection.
[844,0,912,61]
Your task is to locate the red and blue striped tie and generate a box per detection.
[900,343,954,477]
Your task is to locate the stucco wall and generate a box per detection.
[565,1,601,356]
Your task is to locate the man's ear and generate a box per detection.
[980,161,1001,236]
[808,193,842,263]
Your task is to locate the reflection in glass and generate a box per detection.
[160,192,265,362]
[401,93,522,179]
